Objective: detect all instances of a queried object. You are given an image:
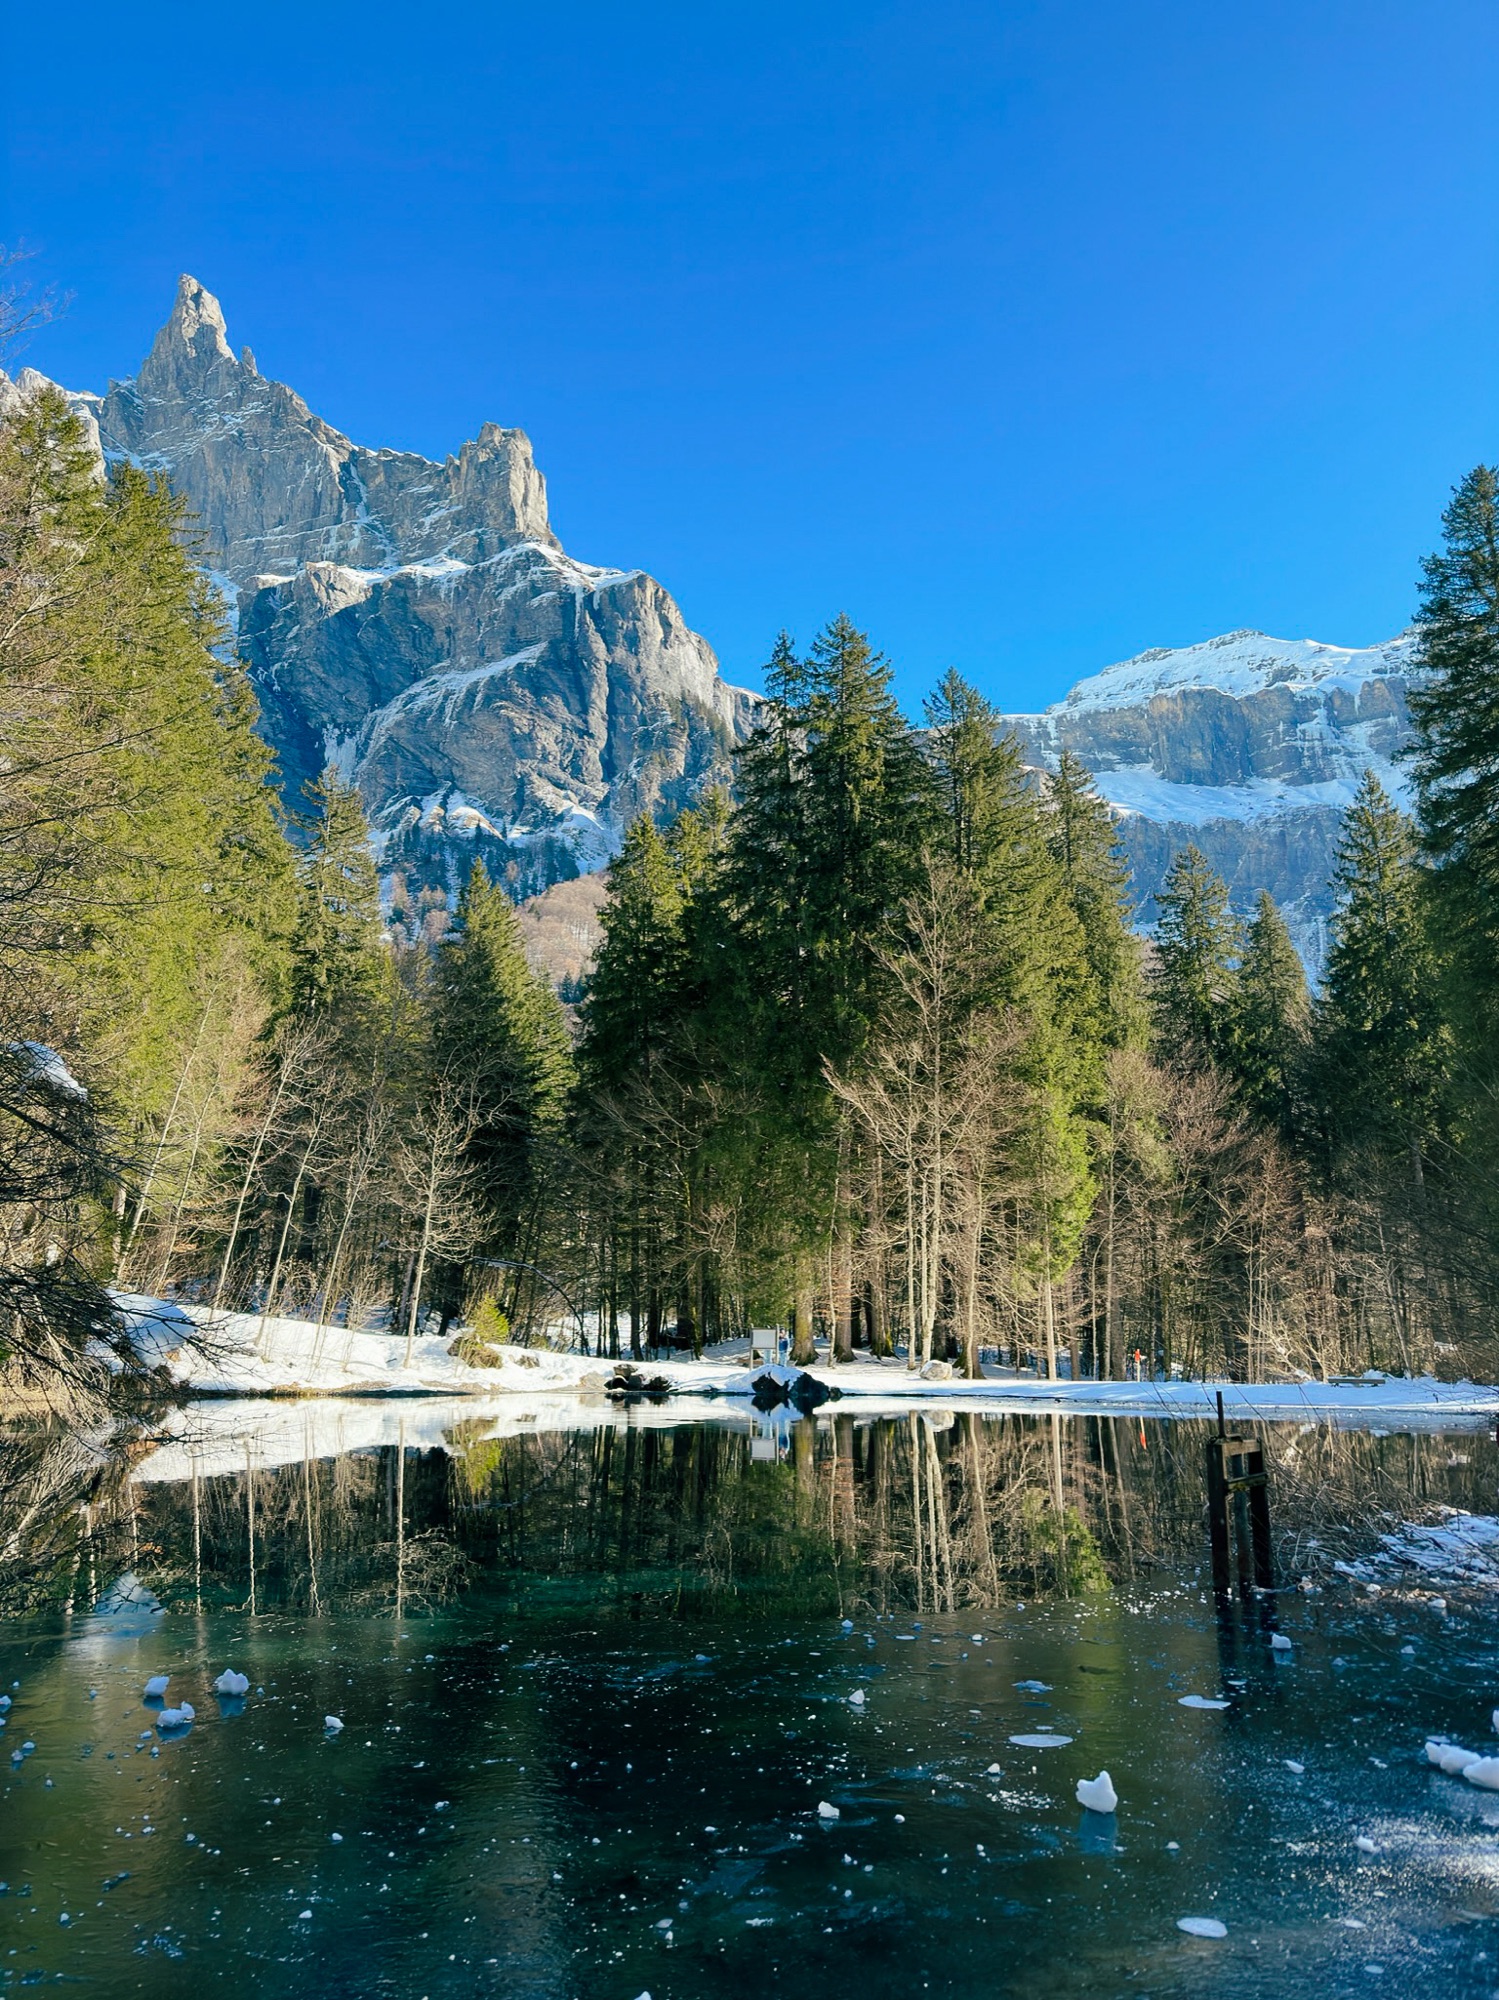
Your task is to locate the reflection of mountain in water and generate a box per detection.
[5,1411,1494,1621]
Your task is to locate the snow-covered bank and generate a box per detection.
[112,1293,1499,1428]
[113,1294,614,1398]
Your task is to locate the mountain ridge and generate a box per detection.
[21,275,756,904]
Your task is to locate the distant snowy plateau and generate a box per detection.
[4,275,1414,966]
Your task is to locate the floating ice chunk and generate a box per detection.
[214,1670,249,1697]
[156,1704,194,1731]
[1435,1744,1481,1775]
[1284,1760,1306,1774]
[0,1696,10,1711]
[848,1690,866,1707]
[1270,1634,1293,1652]
[1010,1733,1073,1749]
[986,1763,1003,1774]
[1465,1757,1499,1791]
[841,1619,853,1631]
[1178,1916,1227,1939]
[143,1675,170,1699]
[1355,1835,1381,1854]
[817,1802,840,1820]
[1178,1696,1230,1710]
[1076,1771,1118,1813]
[1493,1708,1499,1736]
[298,1909,312,1921]
[324,1716,344,1733]
[1014,1680,1052,1693]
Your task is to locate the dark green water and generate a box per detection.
[3,1407,1499,1998]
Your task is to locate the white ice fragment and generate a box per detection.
[1270,1634,1293,1651]
[324,1716,344,1733]
[848,1690,866,1707]
[1284,1759,1306,1774]
[1465,1757,1499,1791]
[1076,1771,1118,1813]
[156,1704,194,1731]
[143,1675,170,1698]
[986,1763,1003,1774]
[1492,1708,1499,1736]
[214,1670,249,1697]
[1010,1733,1073,1749]
[1013,1680,1051,1693]
[817,1801,840,1820]
[1437,1744,1481,1775]
[841,1619,853,1631]
[1178,1916,1227,1938]
[1355,1835,1381,1853]
[298,1909,312,1921]
[331,1832,343,1842]
[0,1696,10,1711]
[1178,1696,1231,1710]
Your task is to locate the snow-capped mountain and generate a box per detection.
[41,276,756,899]
[1004,630,1416,967]
[3,285,1414,966]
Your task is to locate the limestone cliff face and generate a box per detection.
[1004,630,1417,969]
[82,276,755,896]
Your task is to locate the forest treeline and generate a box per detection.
[6,358,1499,1408]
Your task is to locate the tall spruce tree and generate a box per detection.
[1410,466,1499,909]
[1151,845,1241,1064]
[1311,774,1449,1183]
[431,860,573,1256]
[287,768,387,1033]
[1231,892,1309,1135]
[1409,465,1499,1201]
[0,388,294,1116]
[1044,749,1146,1049]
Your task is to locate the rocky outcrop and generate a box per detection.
[72,276,755,898]
[1004,630,1417,969]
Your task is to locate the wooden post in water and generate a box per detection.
[1206,1391,1273,1597]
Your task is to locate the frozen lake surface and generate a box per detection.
[3,1406,1499,1997]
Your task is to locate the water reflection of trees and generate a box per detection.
[3,1413,1495,1622]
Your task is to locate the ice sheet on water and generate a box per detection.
[1178,1695,1230,1710]
[1178,1916,1227,1938]
[1009,1734,1073,1749]
[1337,1509,1499,1588]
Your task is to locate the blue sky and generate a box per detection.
[5,1,1498,710]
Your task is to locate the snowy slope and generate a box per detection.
[1004,629,1418,966]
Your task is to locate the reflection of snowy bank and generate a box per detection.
[132,1389,1492,1488]
[130,1393,763,1484]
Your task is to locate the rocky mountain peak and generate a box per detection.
[76,278,754,908]
[96,279,559,583]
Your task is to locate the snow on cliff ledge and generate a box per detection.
[1055,628,1417,714]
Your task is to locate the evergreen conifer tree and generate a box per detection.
[1231,892,1309,1134]
[431,860,573,1253]
[1151,846,1241,1064]
[1044,749,1146,1049]
[1312,774,1449,1183]
[1409,465,1499,1198]
[287,768,387,1033]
